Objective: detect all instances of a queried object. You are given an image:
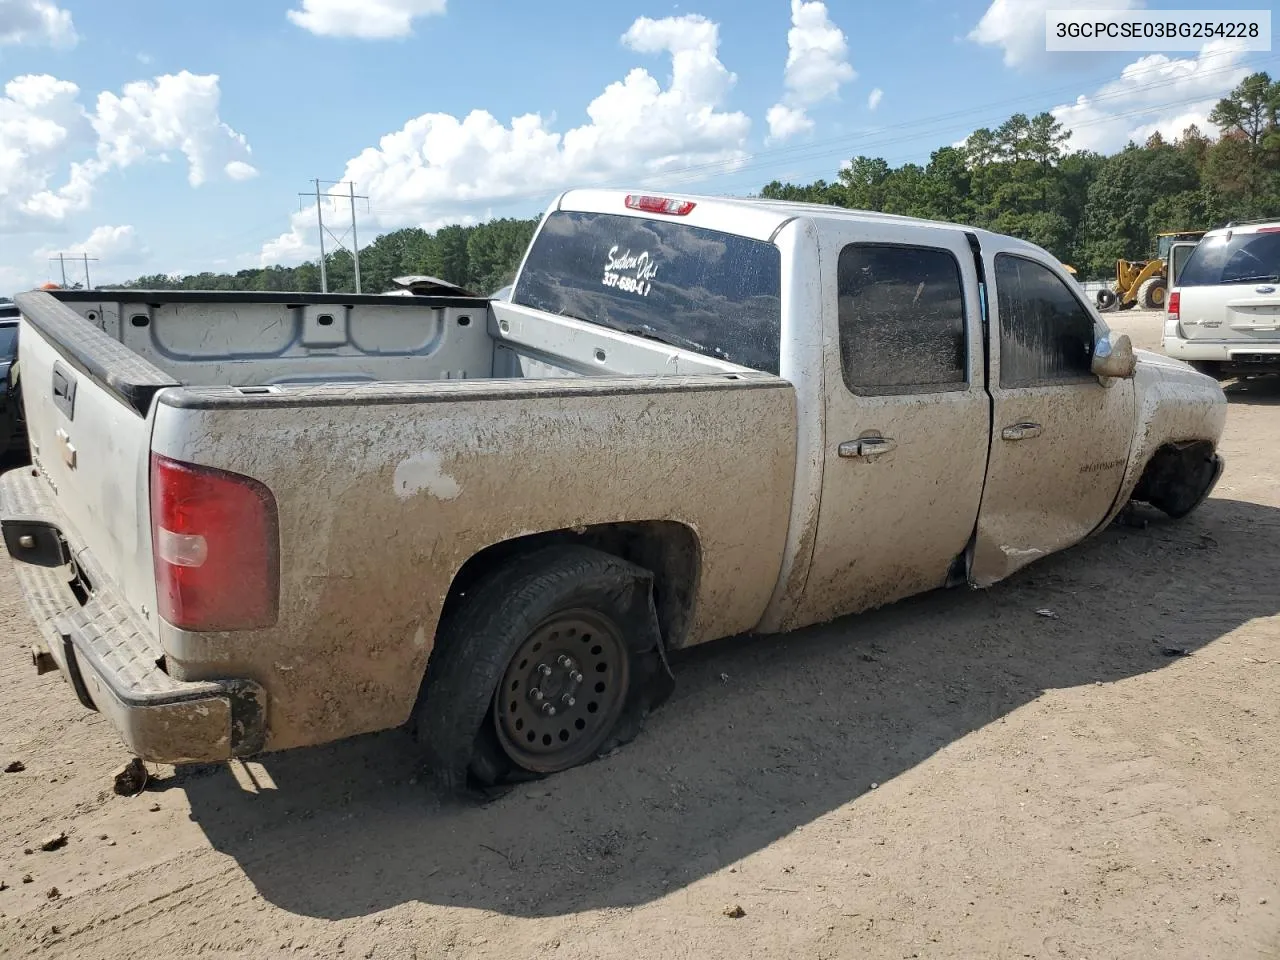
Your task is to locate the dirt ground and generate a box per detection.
[1,311,1278,960]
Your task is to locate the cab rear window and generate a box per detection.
[512,210,783,374]
[1178,231,1280,286]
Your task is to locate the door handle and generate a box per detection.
[838,436,898,459]
[1002,422,1042,442]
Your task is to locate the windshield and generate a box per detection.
[512,210,783,374]
[1178,231,1280,286]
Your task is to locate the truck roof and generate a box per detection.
[557,188,1043,256]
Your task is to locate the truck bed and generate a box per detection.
[33,290,744,397]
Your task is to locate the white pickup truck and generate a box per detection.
[2,190,1227,792]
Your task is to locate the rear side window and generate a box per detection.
[994,255,1094,387]
[1178,231,1280,286]
[1169,243,1195,287]
[512,210,782,374]
[837,244,967,395]
[0,325,16,359]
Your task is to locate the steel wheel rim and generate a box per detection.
[493,608,631,774]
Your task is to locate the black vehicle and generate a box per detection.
[0,299,27,462]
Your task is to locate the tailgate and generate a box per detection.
[1178,284,1280,343]
[12,291,178,621]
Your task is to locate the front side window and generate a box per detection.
[995,254,1094,388]
[837,244,967,395]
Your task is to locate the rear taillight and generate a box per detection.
[1167,290,1180,320]
[150,454,279,632]
[625,194,696,216]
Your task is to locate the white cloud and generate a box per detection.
[766,0,855,142]
[1051,40,1250,153]
[0,74,90,229]
[969,0,1142,69]
[867,87,883,111]
[765,104,812,140]
[37,223,147,263]
[10,71,256,226]
[91,72,254,187]
[261,13,750,264]
[0,0,76,48]
[225,159,259,181]
[287,0,446,39]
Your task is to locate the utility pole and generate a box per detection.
[48,253,98,289]
[313,178,328,293]
[349,181,362,294]
[299,179,368,294]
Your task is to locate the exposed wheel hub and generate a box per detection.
[526,654,585,716]
[493,609,630,773]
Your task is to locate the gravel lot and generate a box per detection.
[1,310,1277,960]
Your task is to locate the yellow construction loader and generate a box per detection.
[1095,231,1206,311]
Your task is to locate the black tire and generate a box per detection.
[1137,277,1166,310]
[413,546,673,795]
[1096,289,1119,312]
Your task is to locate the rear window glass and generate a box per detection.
[512,210,783,374]
[1178,231,1280,286]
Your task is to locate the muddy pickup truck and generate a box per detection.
[1,190,1227,791]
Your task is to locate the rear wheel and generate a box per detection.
[412,546,672,794]
[492,608,631,774]
[1137,277,1166,310]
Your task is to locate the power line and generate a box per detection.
[298,179,369,292]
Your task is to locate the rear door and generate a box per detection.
[1177,228,1280,349]
[793,224,990,627]
[971,249,1134,585]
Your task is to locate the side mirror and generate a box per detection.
[1092,332,1136,380]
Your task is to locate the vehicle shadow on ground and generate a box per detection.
[183,496,1279,921]
[1225,375,1280,405]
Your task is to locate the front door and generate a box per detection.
[972,249,1135,586]
[790,226,991,630]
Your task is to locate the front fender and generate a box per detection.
[1102,349,1227,525]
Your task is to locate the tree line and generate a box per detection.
[122,217,538,296]
[119,72,1280,290]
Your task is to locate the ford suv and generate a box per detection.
[1163,220,1280,379]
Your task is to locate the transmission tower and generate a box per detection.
[48,253,98,289]
[299,179,369,293]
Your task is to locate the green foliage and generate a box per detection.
[117,218,538,295]
[121,75,1280,290]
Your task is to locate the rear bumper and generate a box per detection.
[1162,334,1280,370]
[0,468,265,763]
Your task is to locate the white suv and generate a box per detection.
[1163,220,1280,379]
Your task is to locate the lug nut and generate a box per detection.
[538,663,552,677]
[529,687,544,702]
[570,671,584,684]
[558,655,576,669]
[561,694,576,707]
[541,703,557,717]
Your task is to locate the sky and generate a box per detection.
[0,0,1274,292]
